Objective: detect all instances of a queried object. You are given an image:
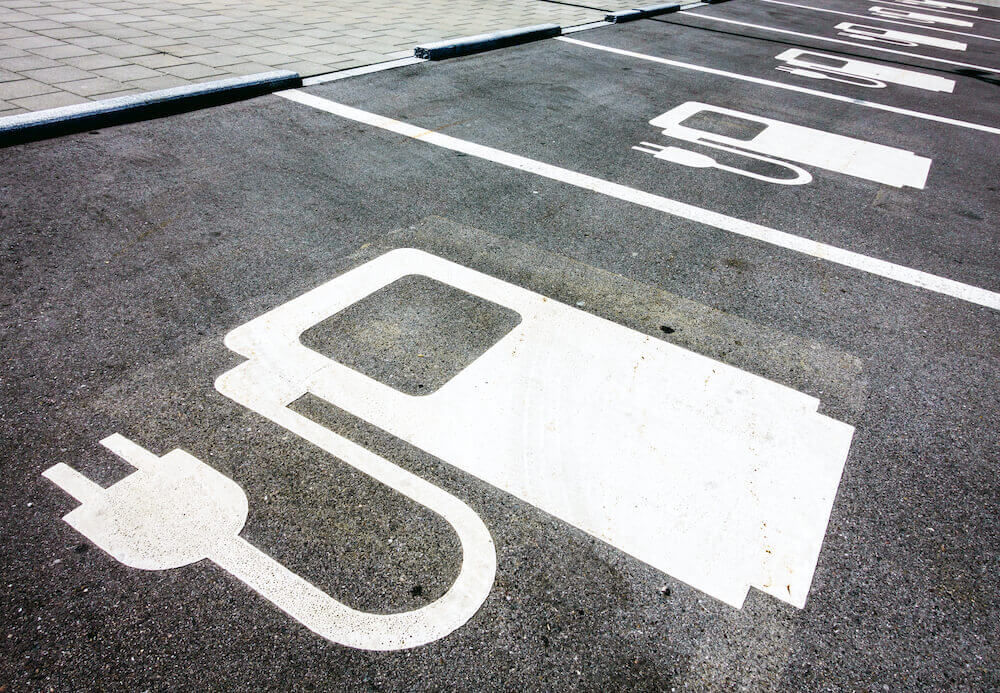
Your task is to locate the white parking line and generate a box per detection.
[277,90,1000,311]
[756,0,1000,42]
[680,12,1000,73]
[557,37,1000,135]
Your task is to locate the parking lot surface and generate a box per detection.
[2,0,999,689]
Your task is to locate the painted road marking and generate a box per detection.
[277,90,1000,311]
[634,140,814,184]
[835,22,968,49]
[45,428,496,649]
[893,0,979,10]
[556,38,1000,135]
[41,248,862,627]
[878,0,1000,23]
[757,0,1000,43]
[681,12,1000,73]
[218,248,856,608]
[640,101,931,188]
[869,5,975,27]
[774,48,957,92]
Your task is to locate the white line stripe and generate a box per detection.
[757,0,1000,41]
[557,36,1000,134]
[277,90,1000,311]
[302,57,427,86]
[681,11,1000,73]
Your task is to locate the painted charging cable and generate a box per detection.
[838,31,920,46]
[774,65,887,88]
[43,371,496,652]
[632,140,813,185]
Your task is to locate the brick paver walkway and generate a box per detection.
[0,0,608,116]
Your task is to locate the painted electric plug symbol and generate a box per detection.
[44,434,248,571]
[43,433,496,651]
[632,141,813,185]
[895,0,977,10]
[772,49,956,93]
[43,249,858,649]
[868,6,974,27]
[635,101,931,189]
[835,22,968,51]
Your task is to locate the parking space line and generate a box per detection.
[278,90,1000,311]
[679,12,1000,73]
[557,37,1000,134]
[756,0,1000,42]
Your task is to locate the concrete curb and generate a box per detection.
[606,3,682,23]
[414,24,562,60]
[0,70,301,147]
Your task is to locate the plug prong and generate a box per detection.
[42,463,105,505]
[100,433,160,470]
[632,142,666,156]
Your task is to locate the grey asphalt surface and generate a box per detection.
[2,0,999,690]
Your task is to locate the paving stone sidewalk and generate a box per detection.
[0,0,608,116]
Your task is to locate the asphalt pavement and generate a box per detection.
[2,0,999,689]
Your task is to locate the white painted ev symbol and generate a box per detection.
[634,101,932,188]
[44,250,855,650]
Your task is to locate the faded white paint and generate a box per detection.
[219,248,856,609]
[643,101,932,188]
